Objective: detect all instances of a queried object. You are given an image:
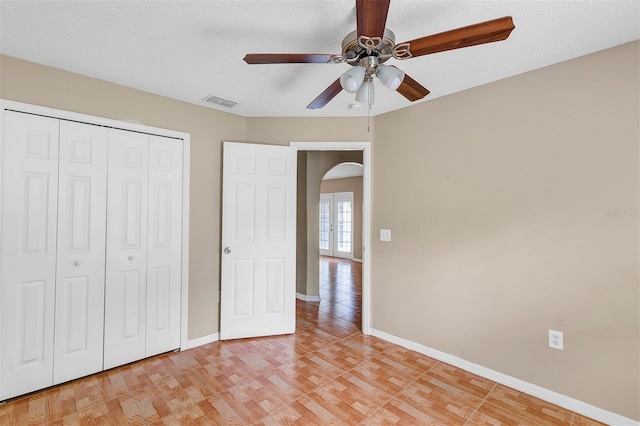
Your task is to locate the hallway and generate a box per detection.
[296,256,362,334]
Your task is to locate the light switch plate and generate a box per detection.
[380,229,391,242]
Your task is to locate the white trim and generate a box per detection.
[352,258,363,263]
[0,100,188,139]
[0,102,5,399]
[371,329,639,426]
[296,292,321,302]
[179,134,191,351]
[182,333,219,351]
[290,141,372,335]
[291,141,369,151]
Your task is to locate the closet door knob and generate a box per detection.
[224,247,232,254]
[128,256,134,260]
[74,261,80,266]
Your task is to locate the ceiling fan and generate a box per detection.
[243,0,515,110]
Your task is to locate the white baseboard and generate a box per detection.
[296,292,321,302]
[181,332,219,350]
[371,329,638,426]
[353,258,363,263]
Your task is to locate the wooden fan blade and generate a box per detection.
[400,16,515,58]
[356,0,391,39]
[307,79,342,109]
[396,70,430,102]
[243,53,334,64]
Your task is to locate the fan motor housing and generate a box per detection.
[341,29,396,64]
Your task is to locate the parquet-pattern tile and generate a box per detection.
[0,257,608,425]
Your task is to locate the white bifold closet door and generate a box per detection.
[104,130,149,369]
[0,114,109,398]
[104,130,182,370]
[1,106,186,400]
[53,121,108,384]
[0,112,60,399]
[145,136,183,357]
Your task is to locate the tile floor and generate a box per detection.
[0,257,606,425]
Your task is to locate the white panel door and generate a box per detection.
[104,129,149,369]
[53,121,108,384]
[333,192,354,259]
[220,142,297,340]
[319,192,353,259]
[145,136,182,357]
[0,111,59,399]
[319,194,333,257]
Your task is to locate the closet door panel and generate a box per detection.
[146,136,182,357]
[104,129,149,370]
[53,121,108,384]
[1,111,59,399]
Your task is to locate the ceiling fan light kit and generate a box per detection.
[340,66,366,93]
[355,78,375,105]
[338,57,406,105]
[243,0,515,110]
[376,64,405,90]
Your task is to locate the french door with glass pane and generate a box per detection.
[319,192,353,259]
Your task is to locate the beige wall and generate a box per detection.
[296,151,309,295]
[0,55,247,340]
[1,39,638,419]
[321,176,364,260]
[372,41,639,419]
[245,117,372,145]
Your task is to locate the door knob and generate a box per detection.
[128,256,134,260]
[224,247,231,254]
[74,261,80,266]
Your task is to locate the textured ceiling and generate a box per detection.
[1,1,638,117]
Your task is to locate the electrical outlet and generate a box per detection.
[549,329,564,350]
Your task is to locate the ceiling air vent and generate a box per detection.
[203,94,237,108]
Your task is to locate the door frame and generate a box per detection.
[290,141,372,335]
